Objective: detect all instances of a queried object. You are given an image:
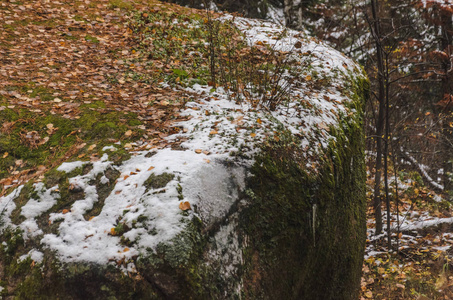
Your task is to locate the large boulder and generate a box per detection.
[0,5,368,300]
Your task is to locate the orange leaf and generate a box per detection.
[179,201,191,211]
[148,166,155,171]
[62,209,69,214]
[195,149,202,154]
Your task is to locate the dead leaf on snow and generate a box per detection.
[179,201,191,211]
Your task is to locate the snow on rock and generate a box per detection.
[0,15,365,271]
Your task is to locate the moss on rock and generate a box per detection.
[240,76,368,300]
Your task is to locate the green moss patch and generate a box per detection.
[0,106,144,182]
[83,168,121,221]
[144,172,175,191]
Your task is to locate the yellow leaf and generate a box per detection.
[377,267,385,274]
[436,273,447,289]
[88,144,96,151]
[257,118,262,124]
[125,130,132,137]
[250,133,256,138]
[305,75,312,81]
[110,228,116,235]
[364,291,373,298]
[2,152,8,158]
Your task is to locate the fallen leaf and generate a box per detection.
[195,149,202,154]
[125,130,132,137]
[2,152,8,158]
[179,201,191,211]
[294,41,302,48]
[62,209,69,214]
[148,166,155,171]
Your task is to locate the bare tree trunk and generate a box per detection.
[384,53,391,250]
[440,11,453,194]
[370,0,386,235]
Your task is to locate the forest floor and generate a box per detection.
[0,0,202,194]
[360,160,453,300]
[2,0,453,299]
